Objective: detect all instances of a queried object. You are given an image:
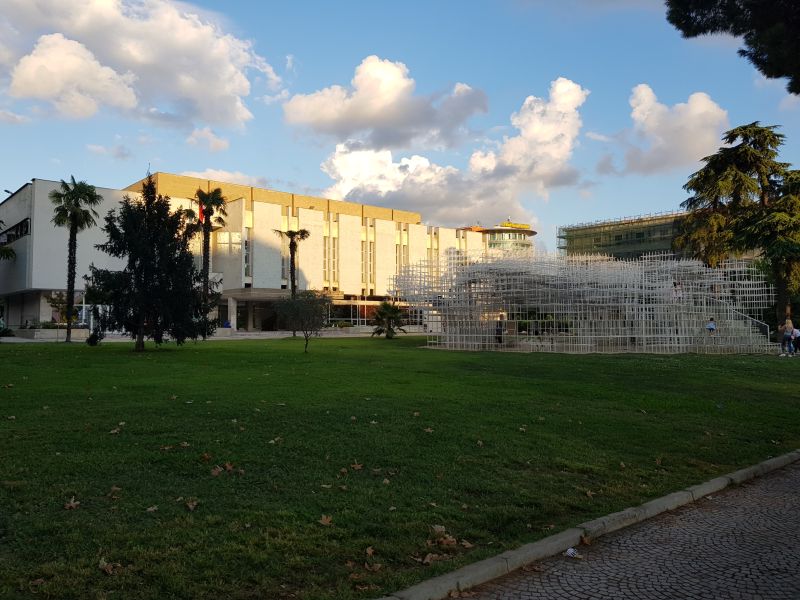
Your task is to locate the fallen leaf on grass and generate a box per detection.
[413,411,420,417]
[339,468,348,475]
[109,428,121,435]
[160,445,174,451]
[319,514,333,526]
[364,562,382,572]
[388,506,396,511]
[476,440,483,447]
[99,558,121,575]
[460,540,475,549]
[179,441,190,448]
[185,499,199,512]
[320,484,332,489]
[365,546,375,557]
[355,584,379,592]
[224,462,235,473]
[382,478,390,485]
[423,427,434,433]
[29,578,45,587]
[64,496,80,510]
[350,461,363,471]
[7,415,15,420]
[200,452,212,462]
[146,505,158,512]
[210,466,223,477]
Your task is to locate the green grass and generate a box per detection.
[1,337,798,599]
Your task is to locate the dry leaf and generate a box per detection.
[619,461,626,469]
[160,445,174,451]
[224,462,235,473]
[345,560,356,569]
[413,411,420,417]
[655,457,662,466]
[364,562,382,572]
[382,478,390,485]
[169,395,178,400]
[365,546,375,557]
[109,428,121,435]
[586,490,595,498]
[339,467,349,475]
[460,539,475,549]
[185,499,198,512]
[146,505,158,512]
[422,552,444,565]
[321,484,332,489]
[179,441,190,448]
[350,462,363,471]
[476,440,483,447]
[580,534,592,546]
[200,452,212,462]
[319,514,333,526]
[424,427,434,433]
[29,578,45,587]
[98,558,121,575]
[355,584,379,592]
[64,496,80,510]
[210,466,223,477]
[388,506,397,511]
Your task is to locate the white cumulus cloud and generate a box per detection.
[10,33,137,119]
[284,55,488,149]
[622,84,728,174]
[186,127,230,152]
[322,77,590,228]
[0,0,278,127]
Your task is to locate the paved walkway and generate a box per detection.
[471,462,800,600]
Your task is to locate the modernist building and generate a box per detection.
[0,173,519,331]
[459,221,536,254]
[557,212,686,259]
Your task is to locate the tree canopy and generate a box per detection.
[666,0,800,94]
[276,290,331,352]
[86,174,210,351]
[675,122,800,321]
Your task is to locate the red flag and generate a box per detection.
[198,202,205,223]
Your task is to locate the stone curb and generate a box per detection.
[377,449,800,600]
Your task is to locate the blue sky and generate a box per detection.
[0,0,797,250]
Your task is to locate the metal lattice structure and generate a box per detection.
[393,252,776,354]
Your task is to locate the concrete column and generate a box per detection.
[247,301,254,331]
[228,297,237,331]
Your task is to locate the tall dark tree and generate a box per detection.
[86,174,207,352]
[676,123,800,321]
[666,0,800,94]
[194,187,227,335]
[49,176,103,342]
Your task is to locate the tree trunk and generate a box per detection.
[774,265,792,326]
[201,220,211,340]
[65,221,78,343]
[135,320,145,352]
[289,239,297,337]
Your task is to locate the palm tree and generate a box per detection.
[371,301,407,339]
[0,220,15,261]
[49,176,103,342]
[273,229,310,299]
[194,187,227,333]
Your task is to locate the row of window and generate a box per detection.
[0,218,30,245]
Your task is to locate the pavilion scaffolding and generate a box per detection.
[392,252,776,354]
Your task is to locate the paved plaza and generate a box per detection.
[471,462,800,600]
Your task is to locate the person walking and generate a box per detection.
[780,317,794,357]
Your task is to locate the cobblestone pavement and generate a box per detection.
[471,462,800,600]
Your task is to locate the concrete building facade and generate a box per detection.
[0,173,502,331]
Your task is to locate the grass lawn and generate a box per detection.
[1,336,798,599]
